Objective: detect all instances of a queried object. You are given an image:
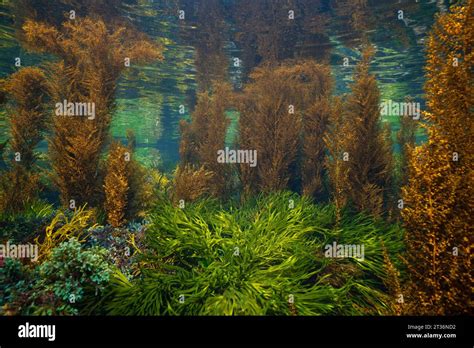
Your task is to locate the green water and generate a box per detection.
[0,0,442,172]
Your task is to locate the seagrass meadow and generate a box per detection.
[0,0,472,317]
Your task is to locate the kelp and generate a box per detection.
[337,45,393,217]
[21,17,163,207]
[236,60,332,196]
[401,1,473,315]
[104,142,130,228]
[104,135,155,226]
[178,81,233,199]
[0,67,49,214]
[324,96,350,224]
[4,67,49,169]
[171,165,215,204]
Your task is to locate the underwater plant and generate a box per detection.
[178,81,233,199]
[401,2,473,315]
[3,67,49,170]
[0,0,468,324]
[125,154,158,221]
[36,238,113,315]
[324,96,350,224]
[87,222,147,278]
[104,137,154,226]
[237,60,331,196]
[340,45,393,217]
[172,165,215,204]
[381,242,404,316]
[99,192,404,316]
[0,167,40,217]
[0,67,49,214]
[118,129,166,221]
[237,62,300,195]
[104,142,130,227]
[35,206,97,262]
[0,239,113,316]
[21,17,163,207]
[299,63,333,199]
[0,257,35,315]
[0,199,55,243]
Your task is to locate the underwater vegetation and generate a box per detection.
[401,3,473,315]
[0,0,472,317]
[0,67,49,214]
[22,17,163,208]
[99,193,404,316]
